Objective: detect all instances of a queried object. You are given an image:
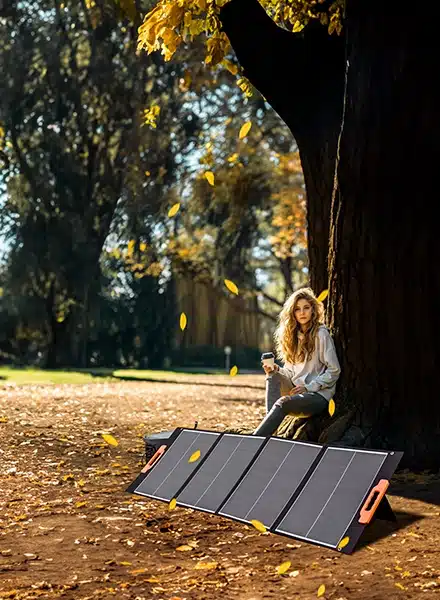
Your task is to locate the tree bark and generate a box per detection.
[219,0,345,292]
[327,0,440,469]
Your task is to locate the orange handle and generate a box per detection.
[141,445,167,473]
[358,479,389,524]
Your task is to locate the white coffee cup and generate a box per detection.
[261,352,275,369]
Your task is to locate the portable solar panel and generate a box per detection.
[127,428,403,554]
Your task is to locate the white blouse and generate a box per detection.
[278,326,341,401]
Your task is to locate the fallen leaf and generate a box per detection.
[395,583,406,590]
[102,434,118,447]
[317,289,329,302]
[277,561,291,575]
[250,519,266,533]
[229,365,238,377]
[130,568,149,575]
[224,279,239,295]
[180,312,187,331]
[0,416,8,423]
[239,121,252,139]
[205,171,215,186]
[75,501,87,508]
[176,545,194,552]
[188,450,201,463]
[317,584,326,597]
[120,561,132,566]
[195,561,218,570]
[337,535,349,550]
[168,203,180,218]
[328,399,336,417]
[23,553,38,560]
[168,498,177,511]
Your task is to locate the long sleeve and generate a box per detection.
[304,329,341,393]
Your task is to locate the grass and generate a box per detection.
[0,366,230,385]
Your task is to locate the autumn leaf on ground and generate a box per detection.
[229,365,238,377]
[277,561,291,575]
[169,498,177,511]
[180,312,187,331]
[102,433,119,446]
[239,121,252,139]
[337,536,350,550]
[0,416,8,423]
[328,399,336,417]
[250,519,266,533]
[317,584,326,597]
[195,561,218,570]
[188,449,201,463]
[205,171,215,186]
[224,279,239,295]
[317,289,329,302]
[176,544,194,552]
[168,203,180,217]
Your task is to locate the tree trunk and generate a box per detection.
[327,0,440,469]
[219,0,345,292]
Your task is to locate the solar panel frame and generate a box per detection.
[272,446,403,554]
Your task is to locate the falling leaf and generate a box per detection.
[195,561,218,570]
[168,203,180,217]
[337,536,350,550]
[102,434,118,447]
[317,289,329,303]
[205,171,215,186]
[317,584,326,597]
[176,545,194,552]
[188,450,201,463]
[224,279,239,295]
[250,519,266,533]
[239,121,252,139]
[328,399,336,417]
[180,312,187,331]
[229,365,238,377]
[169,498,177,511]
[277,561,291,575]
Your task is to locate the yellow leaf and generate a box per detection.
[239,121,252,139]
[250,519,266,533]
[179,312,187,331]
[337,536,350,550]
[205,171,215,186]
[120,561,132,566]
[0,416,8,423]
[168,203,180,217]
[102,434,119,447]
[317,289,329,302]
[317,584,326,597]
[229,365,238,377]
[145,170,150,176]
[395,583,406,590]
[169,498,177,511]
[78,479,86,487]
[195,561,218,570]
[130,568,149,575]
[328,399,336,417]
[224,279,239,295]
[75,501,87,508]
[277,561,291,575]
[188,450,201,463]
[176,544,194,551]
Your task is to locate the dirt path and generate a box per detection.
[1,376,439,599]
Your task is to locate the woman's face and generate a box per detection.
[294,298,313,327]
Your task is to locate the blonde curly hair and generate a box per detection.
[274,287,325,364]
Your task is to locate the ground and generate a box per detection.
[1,372,440,600]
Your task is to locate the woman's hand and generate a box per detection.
[262,363,279,375]
[290,385,306,395]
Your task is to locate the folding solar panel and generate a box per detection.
[176,434,266,513]
[127,428,403,554]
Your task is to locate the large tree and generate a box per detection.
[137,0,439,469]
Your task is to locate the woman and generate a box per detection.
[254,287,341,437]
